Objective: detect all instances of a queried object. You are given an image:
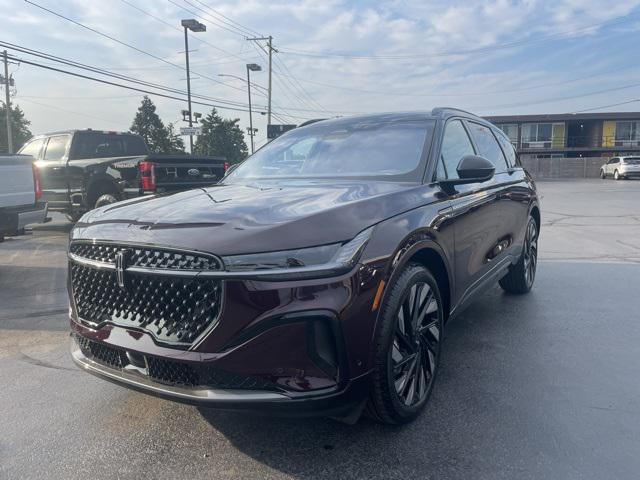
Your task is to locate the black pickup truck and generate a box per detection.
[18,129,228,220]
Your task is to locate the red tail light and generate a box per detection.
[32,163,43,201]
[139,161,156,191]
[224,162,230,172]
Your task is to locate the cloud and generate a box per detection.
[4,0,640,142]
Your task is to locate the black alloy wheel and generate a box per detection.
[499,217,538,294]
[522,219,538,289]
[391,281,441,407]
[366,264,443,424]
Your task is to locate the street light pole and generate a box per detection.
[183,27,193,152]
[180,19,206,153]
[245,63,262,154]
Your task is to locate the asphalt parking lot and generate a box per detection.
[1,179,639,480]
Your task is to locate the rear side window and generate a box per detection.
[437,120,475,180]
[43,135,71,161]
[18,138,46,159]
[495,131,518,168]
[72,133,148,159]
[467,122,509,172]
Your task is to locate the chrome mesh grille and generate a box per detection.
[69,242,222,271]
[69,242,224,347]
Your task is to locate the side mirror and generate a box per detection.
[441,155,495,187]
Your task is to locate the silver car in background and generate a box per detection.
[600,156,640,180]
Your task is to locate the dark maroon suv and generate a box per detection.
[69,108,540,424]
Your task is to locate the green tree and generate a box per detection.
[130,96,184,154]
[165,122,186,154]
[194,108,248,164]
[0,103,32,153]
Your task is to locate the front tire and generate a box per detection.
[366,263,444,425]
[500,217,538,294]
[600,170,606,179]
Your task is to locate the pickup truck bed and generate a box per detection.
[18,130,227,220]
[0,155,47,240]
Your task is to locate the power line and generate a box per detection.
[119,0,260,66]
[569,99,640,114]
[178,0,254,38]
[477,80,640,112]
[190,0,262,37]
[24,0,246,94]
[278,11,638,60]
[168,0,247,38]
[249,42,325,115]
[272,55,330,114]
[0,41,258,109]
[18,97,120,124]
[270,63,640,98]
[7,54,255,113]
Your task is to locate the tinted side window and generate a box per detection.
[72,133,148,159]
[438,120,475,180]
[495,131,518,168]
[468,122,509,172]
[43,135,71,161]
[18,138,45,159]
[123,136,148,155]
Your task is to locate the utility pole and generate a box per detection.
[2,50,13,154]
[247,36,276,126]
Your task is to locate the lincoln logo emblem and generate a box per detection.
[115,250,129,289]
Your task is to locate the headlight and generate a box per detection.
[222,227,374,278]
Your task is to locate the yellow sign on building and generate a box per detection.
[603,121,616,147]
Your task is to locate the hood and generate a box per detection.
[72,180,435,255]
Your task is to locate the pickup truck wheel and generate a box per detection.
[94,194,118,209]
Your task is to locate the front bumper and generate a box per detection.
[70,337,370,417]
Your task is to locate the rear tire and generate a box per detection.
[614,170,620,180]
[365,263,444,425]
[94,193,118,209]
[500,217,538,294]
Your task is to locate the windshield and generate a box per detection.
[226,118,435,181]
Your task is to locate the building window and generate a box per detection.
[496,124,518,145]
[615,121,640,142]
[522,123,552,143]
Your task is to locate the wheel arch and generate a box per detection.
[529,204,541,233]
[380,237,453,323]
[86,176,120,207]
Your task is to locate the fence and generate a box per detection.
[519,157,607,179]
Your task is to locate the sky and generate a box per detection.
[3,0,640,150]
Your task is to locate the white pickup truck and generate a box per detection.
[0,154,48,242]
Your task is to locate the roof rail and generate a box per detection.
[431,107,484,121]
[297,118,327,128]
